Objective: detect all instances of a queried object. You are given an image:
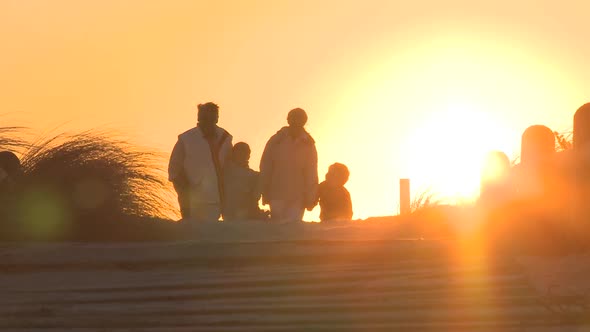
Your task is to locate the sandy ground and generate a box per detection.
[0,223,589,331]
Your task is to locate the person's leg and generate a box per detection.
[269,200,286,221]
[173,183,190,219]
[284,200,305,222]
[190,203,221,222]
[203,204,221,222]
[271,200,304,222]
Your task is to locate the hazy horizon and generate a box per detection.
[1,0,587,220]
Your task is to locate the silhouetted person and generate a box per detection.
[513,125,556,202]
[573,103,590,231]
[574,103,590,152]
[260,108,318,222]
[223,142,267,221]
[0,151,22,191]
[168,102,232,222]
[317,163,353,222]
[479,151,512,206]
[504,125,572,253]
[521,125,555,168]
[0,151,22,192]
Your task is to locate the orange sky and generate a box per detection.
[1,0,587,220]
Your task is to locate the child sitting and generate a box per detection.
[317,163,353,221]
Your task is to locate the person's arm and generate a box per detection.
[219,132,233,168]
[168,139,187,189]
[344,188,353,220]
[259,139,274,205]
[247,171,263,215]
[304,144,319,211]
[311,181,322,211]
[251,171,262,202]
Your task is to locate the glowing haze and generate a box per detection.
[0,1,587,220]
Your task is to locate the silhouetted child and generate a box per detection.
[317,163,353,221]
[223,142,268,221]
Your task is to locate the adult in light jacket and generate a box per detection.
[168,102,232,222]
[260,108,318,222]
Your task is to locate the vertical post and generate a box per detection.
[400,178,410,215]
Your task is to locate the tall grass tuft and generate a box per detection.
[0,126,28,152]
[23,131,176,217]
[1,130,178,241]
[410,188,439,213]
[554,131,573,152]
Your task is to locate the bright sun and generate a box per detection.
[406,102,508,202]
[311,32,572,218]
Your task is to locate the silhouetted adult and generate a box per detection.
[573,103,590,229]
[223,142,266,221]
[260,108,318,222]
[574,103,590,153]
[168,102,232,222]
[0,151,22,191]
[510,125,555,200]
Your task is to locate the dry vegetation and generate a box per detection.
[0,128,180,241]
[0,127,585,250]
[555,131,573,152]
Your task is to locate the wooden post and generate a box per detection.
[400,178,410,215]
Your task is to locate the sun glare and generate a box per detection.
[481,151,511,187]
[319,33,571,212]
[406,102,509,202]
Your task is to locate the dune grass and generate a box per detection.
[20,131,176,217]
[0,126,28,152]
[0,129,180,241]
[0,126,586,248]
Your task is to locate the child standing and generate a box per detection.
[317,163,353,221]
[223,142,268,221]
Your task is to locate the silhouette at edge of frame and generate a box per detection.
[573,103,590,231]
[489,124,578,255]
[260,108,319,222]
[573,103,590,151]
[0,151,22,196]
[512,125,556,204]
[316,162,353,222]
[168,102,233,222]
[222,142,269,221]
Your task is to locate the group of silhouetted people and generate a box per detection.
[7,100,589,229]
[477,103,590,249]
[167,102,353,223]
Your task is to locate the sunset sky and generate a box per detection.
[1,0,587,220]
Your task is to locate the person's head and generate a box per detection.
[325,163,349,186]
[197,102,219,132]
[521,125,555,166]
[0,151,22,179]
[481,150,510,186]
[231,142,251,167]
[287,108,307,136]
